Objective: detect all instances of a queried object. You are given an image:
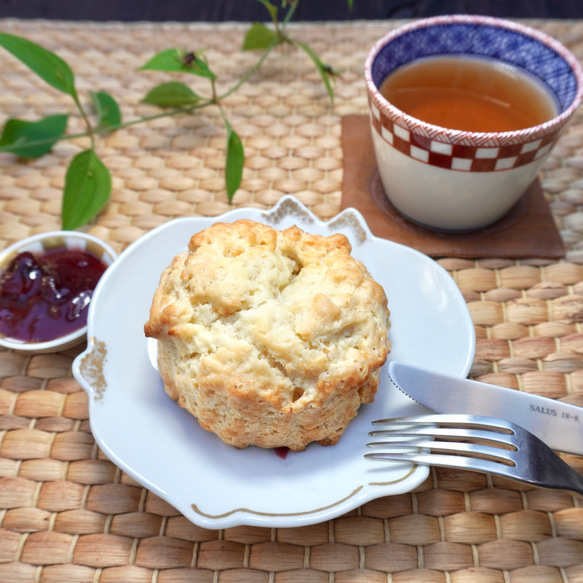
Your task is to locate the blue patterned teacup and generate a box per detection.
[365,15,583,231]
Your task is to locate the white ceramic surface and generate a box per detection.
[370,129,547,230]
[365,15,583,231]
[72,196,476,529]
[0,231,117,353]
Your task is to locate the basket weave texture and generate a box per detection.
[0,18,583,583]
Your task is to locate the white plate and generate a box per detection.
[73,196,475,529]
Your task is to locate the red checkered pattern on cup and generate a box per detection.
[369,98,560,172]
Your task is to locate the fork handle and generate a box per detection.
[532,455,583,497]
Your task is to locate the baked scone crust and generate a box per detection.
[145,219,390,451]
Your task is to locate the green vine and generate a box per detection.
[0,0,348,230]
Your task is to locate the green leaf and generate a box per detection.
[139,48,216,79]
[0,32,77,97]
[0,114,68,158]
[242,22,279,51]
[347,0,354,9]
[224,121,244,202]
[141,81,201,107]
[293,40,335,103]
[61,149,112,230]
[90,91,122,130]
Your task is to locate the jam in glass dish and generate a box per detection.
[0,231,117,353]
[0,248,108,342]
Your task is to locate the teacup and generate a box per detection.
[364,15,583,231]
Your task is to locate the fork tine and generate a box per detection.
[368,426,517,448]
[366,438,517,465]
[372,413,516,432]
[366,413,519,477]
[364,450,515,478]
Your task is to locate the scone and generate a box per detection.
[144,219,390,451]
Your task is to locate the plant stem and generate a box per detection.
[217,40,279,102]
[0,99,214,154]
[72,94,95,149]
[215,2,302,102]
[282,0,299,25]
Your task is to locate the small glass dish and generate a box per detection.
[0,231,117,354]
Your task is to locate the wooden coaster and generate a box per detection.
[340,115,565,258]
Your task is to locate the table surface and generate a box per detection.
[1,18,583,583]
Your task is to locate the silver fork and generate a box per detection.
[365,413,583,496]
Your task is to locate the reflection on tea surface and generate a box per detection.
[379,56,558,132]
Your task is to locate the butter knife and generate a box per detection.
[388,361,583,455]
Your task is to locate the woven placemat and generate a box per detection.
[0,18,583,583]
[340,114,566,258]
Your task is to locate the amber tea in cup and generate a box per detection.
[379,56,558,133]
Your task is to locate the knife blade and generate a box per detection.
[388,361,583,455]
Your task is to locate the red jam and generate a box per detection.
[274,447,289,459]
[0,248,108,342]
